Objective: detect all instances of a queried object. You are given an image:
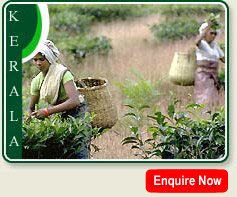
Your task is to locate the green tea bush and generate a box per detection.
[52,35,112,60]
[50,11,94,34]
[47,4,160,62]
[159,5,224,17]
[150,5,224,42]
[22,113,102,159]
[49,4,160,22]
[48,5,113,62]
[73,5,137,21]
[117,72,160,109]
[122,100,225,159]
[151,18,200,42]
[116,71,161,131]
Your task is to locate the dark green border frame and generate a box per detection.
[1,0,229,163]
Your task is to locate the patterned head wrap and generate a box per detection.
[39,40,60,64]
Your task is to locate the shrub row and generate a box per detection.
[150,4,224,42]
[48,6,112,62]
[159,4,224,17]
[123,101,225,159]
[48,4,160,22]
[150,18,200,42]
[50,11,94,34]
[22,113,101,159]
[49,33,112,60]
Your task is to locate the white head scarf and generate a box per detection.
[199,22,221,36]
[39,40,60,65]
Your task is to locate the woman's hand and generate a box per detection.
[220,56,225,64]
[31,108,49,119]
[207,20,213,28]
[27,95,40,116]
[202,20,212,37]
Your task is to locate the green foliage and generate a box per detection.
[151,18,200,42]
[48,5,113,62]
[69,5,138,21]
[217,42,225,90]
[122,100,225,159]
[47,4,161,61]
[22,62,39,79]
[218,67,225,90]
[52,35,112,60]
[219,42,225,52]
[151,5,224,42]
[159,5,224,17]
[48,4,160,22]
[22,113,102,159]
[50,11,94,34]
[116,71,160,109]
[205,13,221,30]
[116,71,160,132]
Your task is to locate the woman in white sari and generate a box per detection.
[194,21,225,104]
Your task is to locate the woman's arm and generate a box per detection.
[27,95,39,115]
[48,80,80,114]
[195,21,212,47]
[32,80,80,118]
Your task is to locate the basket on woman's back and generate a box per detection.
[76,77,118,129]
[169,49,196,86]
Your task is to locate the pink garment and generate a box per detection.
[194,61,219,104]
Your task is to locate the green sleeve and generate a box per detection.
[30,73,43,96]
[62,71,74,84]
[58,71,77,101]
[62,71,77,88]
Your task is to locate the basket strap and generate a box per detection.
[57,56,78,79]
[58,56,87,88]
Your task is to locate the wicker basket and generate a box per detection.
[169,50,197,86]
[76,77,118,128]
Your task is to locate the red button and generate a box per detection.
[146,169,228,193]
